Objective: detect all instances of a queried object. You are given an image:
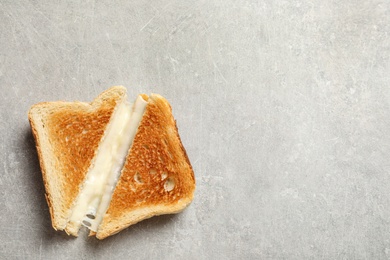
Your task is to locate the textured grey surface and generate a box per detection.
[1,0,390,259]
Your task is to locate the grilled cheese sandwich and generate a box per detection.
[28,86,195,239]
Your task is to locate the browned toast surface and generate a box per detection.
[29,88,195,238]
[96,94,195,239]
[28,87,126,230]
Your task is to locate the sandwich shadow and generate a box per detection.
[23,127,73,243]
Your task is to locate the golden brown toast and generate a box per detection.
[28,86,126,231]
[29,87,195,239]
[95,94,195,239]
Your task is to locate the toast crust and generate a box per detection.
[96,94,195,239]
[28,86,126,231]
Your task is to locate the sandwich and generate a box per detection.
[28,86,195,239]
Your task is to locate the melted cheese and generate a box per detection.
[67,94,147,232]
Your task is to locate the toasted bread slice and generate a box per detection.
[95,94,195,239]
[28,86,126,232]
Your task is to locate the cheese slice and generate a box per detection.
[67,94,148,232]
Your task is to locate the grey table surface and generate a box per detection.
[1,0,390,259]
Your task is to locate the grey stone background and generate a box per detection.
[1,0,390,259]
